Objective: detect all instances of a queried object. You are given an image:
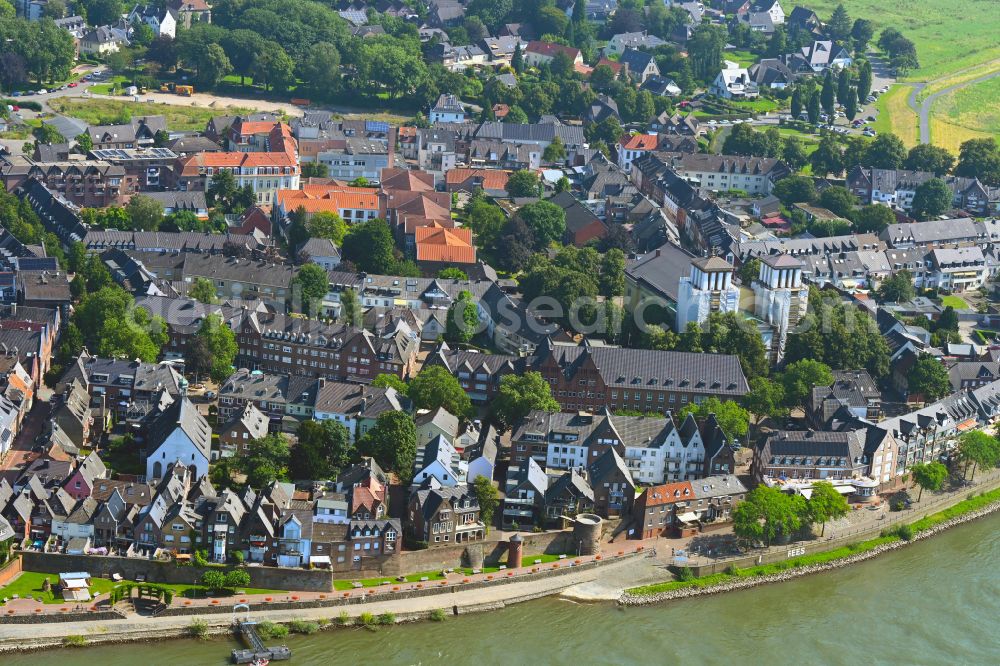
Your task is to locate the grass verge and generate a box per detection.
[627,483,1000,596]
[48,98,256,131]
[872,85,919,147]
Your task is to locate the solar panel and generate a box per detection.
[365,120,390,134]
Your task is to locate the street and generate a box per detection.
[0,398,51,485]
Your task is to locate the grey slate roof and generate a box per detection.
[145,397,212,460]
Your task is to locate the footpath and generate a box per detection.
[0,553,658,651]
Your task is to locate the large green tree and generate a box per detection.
[807,480,849,535]
[445,290,480,344]
[957,430,1000,480]
[733,486,808,546]
[195,314,238,383]
[875,270,915,303]
[786,289,890,377]
[290,419,354,480]
[490,371,559,432]
[189,277,218,304]
[910,178,953,220]
[240,434,290,487]
[781,359,834,408]
[678,397,749,439]
[294,263,330,316]
[471,475,499,532]
[359,411,418,484]
[341,219,397,274]
[907,354,952,402]
[407,366,472,417]
[909,461,948,501]
[507,170,542,198]
[517,200,566,250]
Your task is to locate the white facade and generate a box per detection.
[676,260,741,332]
[711,62,759,99]
[146,428,210,481]
[752,257,808,363]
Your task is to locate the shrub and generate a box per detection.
[377,612,396,626]
[189,619,209,639]
[359,611,376,627]
[675,566,695,582]
[63,635,86,647]
[257,621,289,639]
[896,524,915,541]
[289,620,319,635]
[336,610,350,626]
[429,608,447,622]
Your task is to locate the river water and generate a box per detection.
[7,512,1000,665]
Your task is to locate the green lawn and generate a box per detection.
[797,0,1000,81]
[0,572,116,604]
[940,295,970,310]
[725,49,758,68]
[48,98,257,131]
[0,572,282,605]
[88,76,129,96]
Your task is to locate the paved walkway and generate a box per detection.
[0,554,650,645]
[903,60,1000,144]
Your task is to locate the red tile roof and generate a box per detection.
[415,227,476,264]
[276,186,382,212]
[641,482,695,507]
[445,168,510,192]
[620,134,659,151]
[596,58,623,75]
[526,41,581,60]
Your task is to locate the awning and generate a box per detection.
[799,488,813,500]
[676,512,699,523]
[62,588,91,602]
[309,556,331,565]
[834,485,856,495]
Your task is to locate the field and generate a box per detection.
[871,85,919,147]
[929,75,1000,152]
[48,98,257,131]
[797,1,1000,81]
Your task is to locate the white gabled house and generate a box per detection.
[411,435,467,489]
[711,61,759,99]
[128,5,178,39]
[144,397,212,481]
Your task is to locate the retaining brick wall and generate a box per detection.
[19,552,334,592]
[0,610,125,624]
[0,557,22,587]
[155,552,642,618]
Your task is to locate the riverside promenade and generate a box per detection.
[0,551,662,651]
[2,468,999,651]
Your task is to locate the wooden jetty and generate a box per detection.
[231,621,292,664]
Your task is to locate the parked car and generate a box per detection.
[68,82,78,88]
[204,390,217,400]
[37,89,47,94]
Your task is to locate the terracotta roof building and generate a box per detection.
[414,227,477,266]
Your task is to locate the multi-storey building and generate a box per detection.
[175,123,300,204]
[236,311,419,382]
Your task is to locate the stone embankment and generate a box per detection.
[619,496,1000,606]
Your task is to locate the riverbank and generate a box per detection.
[620,481,1000,606]
[0,551,659,653]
